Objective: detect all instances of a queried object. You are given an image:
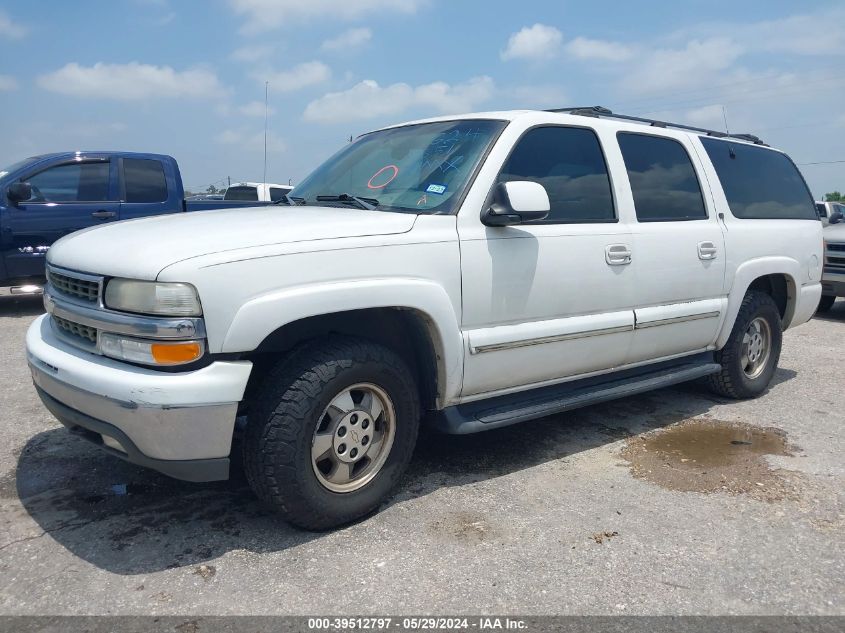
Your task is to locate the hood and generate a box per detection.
[47,205,417,280]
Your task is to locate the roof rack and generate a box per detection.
[545,105,767,146]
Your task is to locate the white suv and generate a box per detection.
[26,106,823,529]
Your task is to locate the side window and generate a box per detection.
[124,158,167,203]
[816,203,828,219]
[26,162,110,202]
[617,133,707,222]
[700,138,816,220]
[497,126,615,223]
[269,187,288,202]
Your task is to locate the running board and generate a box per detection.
[431,355,720,435]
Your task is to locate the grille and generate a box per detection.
[48,269,100,302]
[827,256,845,266]
[827,243,845,253]
[52,315,97,345]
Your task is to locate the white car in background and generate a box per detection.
[224,182,293,203]
[815,200,845,226]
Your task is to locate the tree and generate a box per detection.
[206,185,219,194]
[825,191,843,202]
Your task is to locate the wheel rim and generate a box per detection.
[741,317,771,379]
[311,383,396,493]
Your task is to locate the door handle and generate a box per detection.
[91,210,116,220]
[605,244,632,265]
[698,241,718,260]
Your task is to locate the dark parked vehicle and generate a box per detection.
[0,152,282,295]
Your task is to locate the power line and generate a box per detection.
[797,160,845,166]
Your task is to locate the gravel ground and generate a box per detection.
[0,296,842,616]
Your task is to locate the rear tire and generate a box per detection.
[707,291,782,400]
[817,294,836,313]
[243,336,420,530]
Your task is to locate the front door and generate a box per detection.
[458,124,636,398]
[3,157,118,279]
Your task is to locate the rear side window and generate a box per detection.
[124,158,167,203]
[617,133,707,221]
[225,186,258,201]
[26,162,110,202]
[497,126,615,223]
[700,138,816,220]
[269,187,290,202]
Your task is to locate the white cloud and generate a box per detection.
[0,75,18,91]
[37,62,223,100]
[0,10,26,39]
[238,100,276,117]
[229,0,422,33]
[683,104,727,129]
[620,38,744,95]
[254,61,331,93]
[566,37,633,62]
[321,27,372,51]
[303,76,495,123]
[501,24,562,61]
[231,44,275,62]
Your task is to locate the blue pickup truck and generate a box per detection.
[0,151,286,295]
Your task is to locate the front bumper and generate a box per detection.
[822,270,845,298]
[27,314,252,482]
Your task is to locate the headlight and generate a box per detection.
[104,279,202,316]
[100,332,204,366]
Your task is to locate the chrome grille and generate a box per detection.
[52,315,97,345]
[48,269,100,302]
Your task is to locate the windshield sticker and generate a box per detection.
[367,164,399,189]
[426,184,447,195]
[417,193,428,206]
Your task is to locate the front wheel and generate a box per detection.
[707,291,783,399]
[243,336,420,530]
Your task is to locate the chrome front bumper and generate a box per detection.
[27,315,252,482]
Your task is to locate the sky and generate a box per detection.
[0,0,843,197]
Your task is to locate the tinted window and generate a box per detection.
[497,126,615,222]
[700,138,816,220]
[124,158,167,203]
[816,203,827,218]
[617,133,706,221]
[225,186,258,201]
[269,187,290,202]
[26,162,110,202]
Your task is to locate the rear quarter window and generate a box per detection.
[700,138,816,220]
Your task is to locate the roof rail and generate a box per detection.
[545,105,767,146]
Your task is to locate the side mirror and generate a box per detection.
[830,211,843,224]
[482,181,550,227]
[6,182,32,204]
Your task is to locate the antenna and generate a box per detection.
[721,105,730,135]
[263,81,269,192]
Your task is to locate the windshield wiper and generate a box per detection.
[275,194,306,206]
[315,193,379,210]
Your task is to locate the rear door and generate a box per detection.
[3,156,118,280]
[614,131,727,363]
[118,157,174,220]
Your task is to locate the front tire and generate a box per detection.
[817,294,836,313]
[707,291,782,400]
[243,336,420,530]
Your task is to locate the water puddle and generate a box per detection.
[620,419,797,500]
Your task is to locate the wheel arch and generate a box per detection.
[223,279,464,409]
[717,257,800,348]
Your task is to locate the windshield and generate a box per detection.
[291,119,506,214]
[0,157,41,187]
